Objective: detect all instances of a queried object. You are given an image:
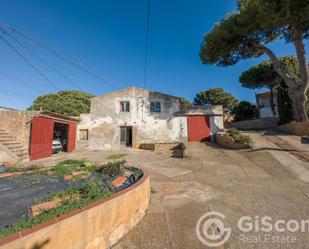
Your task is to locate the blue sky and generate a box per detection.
[0,0,306,110]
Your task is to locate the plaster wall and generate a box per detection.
[89,88,188,149]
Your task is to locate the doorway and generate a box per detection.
[120,126,132,147]
[187,115,210,142]
[54,122,69,151]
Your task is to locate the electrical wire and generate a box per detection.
[2,24,126,91]
[151,0,196,86]
[0,35,60,91]
[0,28,84,91]
[143,0,151,89]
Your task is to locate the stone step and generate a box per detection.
[5,143,25,149]
[11,148,28,153]
[0,141,22,146]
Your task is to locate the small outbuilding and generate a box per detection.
[30,111,79,160]
[0,110,79,163]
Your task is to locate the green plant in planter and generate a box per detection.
[225,128,252,144]
[97,161,125,177]
[0,181,112,238]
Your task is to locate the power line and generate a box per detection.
[1,23,126,91]
[0,28,84,91]
[151,0,196,86]
[0,35,60,91]
[143,0,151,89]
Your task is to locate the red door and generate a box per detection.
[187,116,210,142]
[67,123,76,152]
[30,116,54,160]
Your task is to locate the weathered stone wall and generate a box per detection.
[0,172,150,249]
[225,117,279,130]
[278,122,309,136]
[77,113,91,149]
[0,110,38,149]
[0,143,18,165]
[89,88,188,149]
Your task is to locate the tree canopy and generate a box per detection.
[200,0,309,121]
[29,90,95,116]
[193,88,238,110]
[240,56,300,89]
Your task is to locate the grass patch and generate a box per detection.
[225,128,252,144]
[106,154,128,160]
[52,159,97,176]
[0,181,112,238]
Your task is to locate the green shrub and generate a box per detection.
[52,159,97,176]
[97,161,125,177]
[232,101,257,121]
[226,128,252,144]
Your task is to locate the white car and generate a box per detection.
[52,140,63,153]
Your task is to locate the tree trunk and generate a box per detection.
[260,45,308,122]
[291,88,307,122]
[292,30,309,121]
[269,85,276,117]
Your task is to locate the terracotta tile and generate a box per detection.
[64,175,73,180]
[31,199,61,217]
[111,176,127,187]
[0,173,14,178]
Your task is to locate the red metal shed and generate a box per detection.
[30,111,79,160]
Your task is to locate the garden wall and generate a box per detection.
[225,117,279,130]
[0,172,150,249]
[0,110,38,149]
[278,122,309,136]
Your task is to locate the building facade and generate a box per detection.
[78,88,224,150]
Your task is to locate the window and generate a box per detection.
[79,129,88,140]
[150,102,161,112]
[120,101,130,112]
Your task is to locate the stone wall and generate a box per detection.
[0,171,150,249]
[0,110,38,149]
[225,117,279,130]
[278,122,309,136]
[0,143,18,165]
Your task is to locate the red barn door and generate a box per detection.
[67,123,76,152]
[30,117,54,160]
[187,116,210,142]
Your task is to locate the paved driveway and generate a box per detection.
[26,140,309,249]
[113,142,309,249]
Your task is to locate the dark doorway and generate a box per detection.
[120,126,132,147]
[54,122,69,151]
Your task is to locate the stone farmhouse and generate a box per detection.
[77,87,224,150]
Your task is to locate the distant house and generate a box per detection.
[77,87,224,150]
[256,90,278,118]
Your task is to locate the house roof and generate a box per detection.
[38,111,80,123]
[92,87,181,100]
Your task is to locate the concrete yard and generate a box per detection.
[23,133,309,249]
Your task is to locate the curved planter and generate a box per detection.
[0,171,150,249]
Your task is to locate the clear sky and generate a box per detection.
[0,0,306,110]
